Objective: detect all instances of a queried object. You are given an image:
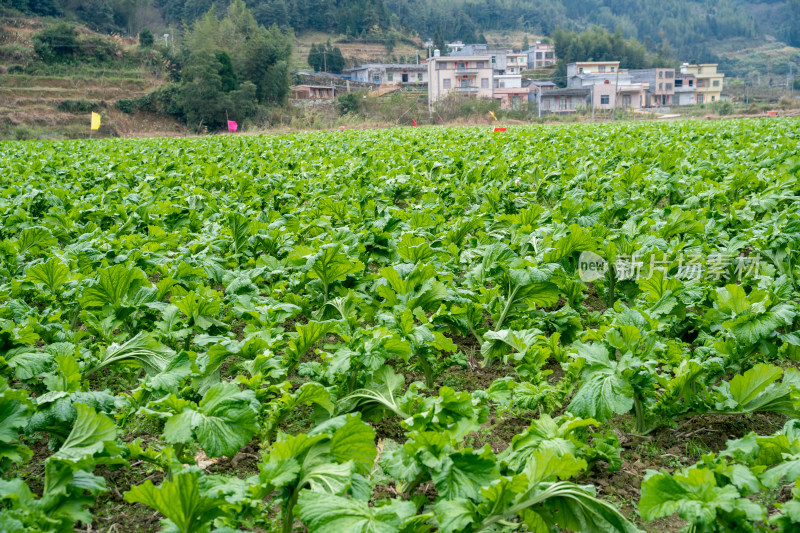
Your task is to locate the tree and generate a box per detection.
[522,34,530,50]
[790,0,800,47]
[330,46,345,73]
[139,27,154,47]
[77,0,117,33]
[433,26,445,54]
[216,50,238,92]
[177,50,229,130]
[308,43,321,71]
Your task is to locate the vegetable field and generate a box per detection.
[1,119,800,533]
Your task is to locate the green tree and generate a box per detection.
[216,50,238,92]
[790,0,800,47]
[139,27,154,47]
[308,43,321,71]
[522,34,530,50]
[177,50,229,130]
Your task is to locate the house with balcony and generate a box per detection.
[567,61,621,77]
[673,73,696,105]
[344,64,427,85]
[427,55,494,109]
[527,42,556,69]
[505,52,528,74]
[629,68,676,106]
[452,46,523,75]
[680,63,724,103]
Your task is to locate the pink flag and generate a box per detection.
[227,120,238,132]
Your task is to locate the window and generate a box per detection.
[559,96,567,110]
[666,71,674,78]
[697,93,704,103]
[659,83,663,90]
[600,95,609,105]
[579,67,584,74]
[666,83,672,90]
[688,79,694,87]
[491,56,496,64]
[458,62,465,70]
[536,52,542,59]
[610,66,615,72]
[417,73,423,81]
[598,65,606,72]
[675,79,683,88]
[481,77,489,88]
[659,71,663,78]
[713,80,720,87]
[477,61,484,68]
[545,52,554,58]
[387,73,393,82]
[443,78,451,89]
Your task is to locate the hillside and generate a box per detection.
[0,17,186,139]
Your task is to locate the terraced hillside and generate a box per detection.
[0,18,185,140]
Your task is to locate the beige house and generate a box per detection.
[527,42,556,69]
[427,55,494,109]
[567,61,621,77]
[505,52,528,74]
[591,80,648,110]
[680,63,724,103]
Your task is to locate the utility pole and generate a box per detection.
[790,63,794,98]
[611,66,620,121]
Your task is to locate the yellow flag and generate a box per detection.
[91,112,101,130]
[489,111,498,121]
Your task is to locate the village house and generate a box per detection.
[494,87,531,109]
[567,61,620,77]
[680,63,724,103]
[590,79,648,110]
[291,85,336,100]
[629,68,676,106]
[538,87,591,112]
[505,52,528,74]
[452,45,524,75]
[427,53,494,109]
[673,72,697,106]
[344,64,427,85]
[526,42,556,69]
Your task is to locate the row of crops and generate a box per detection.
[1,119,799,532]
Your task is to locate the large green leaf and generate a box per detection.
[124,471,224,533]
[296,491,417,533]
[26,257,71,293]
[54,403,118,461]
[80,264,148,311]
[163,382,259,457]
[567,343,634,422]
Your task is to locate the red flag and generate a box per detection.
[227,120,238,132]
[412,119,417,127]
[493,127,507,132]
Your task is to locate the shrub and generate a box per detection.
[139,28,154,48]
[56,99,104,113]
[710,100,735,116]
[337,91,363,116]
[33,23,77,63]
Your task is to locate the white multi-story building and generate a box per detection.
[427,53,494,109]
